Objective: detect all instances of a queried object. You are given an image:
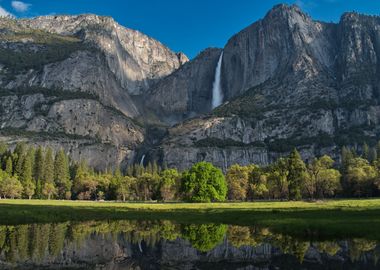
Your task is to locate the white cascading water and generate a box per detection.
[212,52,224,109]
[140,154,145,166]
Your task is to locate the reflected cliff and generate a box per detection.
[0,220,379,269]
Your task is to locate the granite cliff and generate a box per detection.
[1,4,380,170]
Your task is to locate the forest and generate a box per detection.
[0,142,380,202]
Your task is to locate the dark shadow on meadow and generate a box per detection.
[1,202,380,241]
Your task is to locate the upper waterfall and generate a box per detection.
[212,52,224,109]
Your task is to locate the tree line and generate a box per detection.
[0,142,380,201]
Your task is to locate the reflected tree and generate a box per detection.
[182,223,227,252]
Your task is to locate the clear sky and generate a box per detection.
[1,0,380,58]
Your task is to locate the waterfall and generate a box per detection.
[140,154,145,166]
[212,52,224,109]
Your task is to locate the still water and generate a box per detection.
[0,220,379,269]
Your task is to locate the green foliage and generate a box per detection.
[54,149,71,199]
[117,176,136,201]
[226,164,250,201]
[0,141,380,202]
[0,173,23,199]
[306,155,341,199]
[159,169,180,201]
[182,224,227,252]
[5,156,13,175]
[344,157,377,197]
[43,148,54,185]
[42,182,57,200]
[287,149,308,200]
[181,162,227,202]
[249,166,269,199]
[34,147,44,197]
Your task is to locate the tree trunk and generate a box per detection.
[29,195,32,200]
[123,195,126,202]
[48,193,51,200]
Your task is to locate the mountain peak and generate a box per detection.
[262,4,312,26]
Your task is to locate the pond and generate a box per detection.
[0,220,379,269]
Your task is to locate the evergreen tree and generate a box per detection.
[43,147,55,199]
[108,166,123,200]
[34,146,44,197]
[13,142,26,176]
[54,149,71,199]
[342,146,354,171]
[126,164,134,176]
[362,143,370,160]
[152,161,160,175]
[20,149,34,184]
[370,147,378,162]
[287,149,308,200]
[44,148,54,185]
[5,156,13,175]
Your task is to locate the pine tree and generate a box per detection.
[287,149,308,200]
[13,142,26,176]
[152,161,159,175]
[126,164,134,176]
[34,147,44,197]
[342,146,354,172]
[5,156,13,175]
[54,149,71,199]
[362,143,369,160]
[44,148,54,183]
[370,147,377,162]
[109,166,123,200]
[20,150,33,184]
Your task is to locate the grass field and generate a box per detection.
[1,199,380,240]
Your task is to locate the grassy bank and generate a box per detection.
[1,199,380,240]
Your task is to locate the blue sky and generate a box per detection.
[1,0,380,58]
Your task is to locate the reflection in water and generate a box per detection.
[0,220,379,269]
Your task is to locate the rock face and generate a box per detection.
[143,48,222,124]
[0,14,184,169]
[2,4,380,169]
[2,233,378,270]
[158,4,380,169]
[20,14,188,95]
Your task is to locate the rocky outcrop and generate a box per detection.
[0,14,184,168]
[143,48,222,124]
[19,14,188,95]
[158,5,380,169]
[0,94,143,169]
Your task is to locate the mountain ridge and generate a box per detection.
[1,4,380,170]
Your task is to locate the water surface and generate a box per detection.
[0,220,379,269]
